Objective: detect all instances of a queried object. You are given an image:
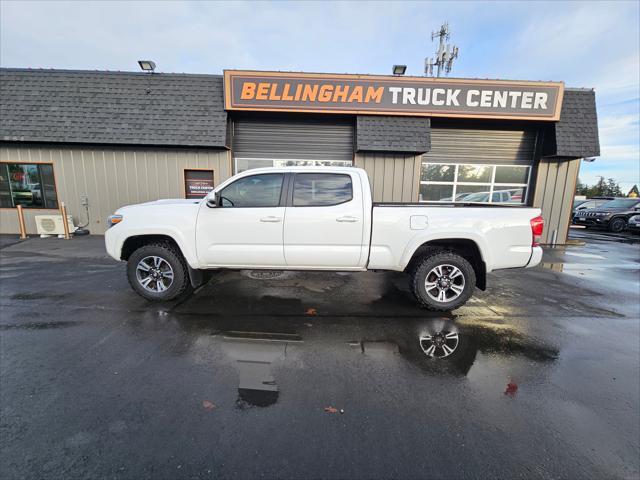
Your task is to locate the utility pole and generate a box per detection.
[425,22,459,77]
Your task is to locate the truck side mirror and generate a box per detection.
[206,192,218,208]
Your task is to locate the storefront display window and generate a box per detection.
[420,163,530,204]
[0,163,59,209]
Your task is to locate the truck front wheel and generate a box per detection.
[126,242,191,301]
[410,251,476,311]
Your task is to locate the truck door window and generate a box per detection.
[218,173,284,207]
[293,173,353,207]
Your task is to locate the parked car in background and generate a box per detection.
[459,190,512,203]
[572,197,614,215]
[573,198,640,232]
[628,215,640,234]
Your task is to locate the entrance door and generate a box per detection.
[283,172,364,269]
[196,173,286,267]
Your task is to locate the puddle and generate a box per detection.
[222,332,302,408]
[564,252,605,259]
[245,270,287,280]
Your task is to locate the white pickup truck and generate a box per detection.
[105,167,544,311]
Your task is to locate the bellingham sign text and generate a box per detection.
[224,70,564,121]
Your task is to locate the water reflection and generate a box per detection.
[221,332,302,408]
[212,318,559,405]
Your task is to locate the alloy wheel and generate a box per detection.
[419,321,460,358]
[136,256,174,293]
[424,264,465,303]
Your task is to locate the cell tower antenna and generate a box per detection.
[425,21,459,77]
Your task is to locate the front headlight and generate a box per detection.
[107,214,123,228]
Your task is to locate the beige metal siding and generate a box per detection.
[354,152,421,202]
[532,157,581,244]
[0,144,231,235]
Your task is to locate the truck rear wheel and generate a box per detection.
[410,251,476,311]
[127,242,191,301]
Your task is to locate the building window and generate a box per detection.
[235,158,352,173]
[0,163,59,209]
[184,169,214,199]
[419,163,530,204]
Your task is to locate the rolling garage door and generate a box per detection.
[232,115,354,172]
[420,127,538,204]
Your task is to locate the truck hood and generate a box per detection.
[578,207,629,214]
[140,199,201,206]
[117,198,201,213]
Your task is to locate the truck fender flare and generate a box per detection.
[118,228,198,268]
[399,233,489,271]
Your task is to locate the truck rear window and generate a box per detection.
[293,173,352,207]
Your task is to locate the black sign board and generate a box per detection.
[184,169,214,199]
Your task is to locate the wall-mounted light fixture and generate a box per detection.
[392,65,407,76]
[137,60,157,72]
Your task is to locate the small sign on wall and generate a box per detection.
[184,169,214,199]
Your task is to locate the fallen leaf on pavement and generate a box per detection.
[305,308,317,316]
[504,382,518,396]
[324,406,338,413]
[202,400,216,410]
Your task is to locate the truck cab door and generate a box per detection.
[283,172,365,269]
[195,172,287,267]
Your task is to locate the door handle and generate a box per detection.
[336,216,359,223]
[260,216,282,223]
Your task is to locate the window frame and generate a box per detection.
[0,162,60,210]
[419,162,532,205]
[217,172,287,208]
[290,172,354,208]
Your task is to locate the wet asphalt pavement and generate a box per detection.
[1,230,639,479]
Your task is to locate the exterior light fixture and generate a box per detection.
[583,157,596,163]
[138,60,157,72]
[392,65,407,76]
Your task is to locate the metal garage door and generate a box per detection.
[232,115,354,172]
[423,127,537,165]
[420,127,538,204]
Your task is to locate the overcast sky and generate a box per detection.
[1,0,638,191]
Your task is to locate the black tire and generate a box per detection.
[609,217,626,233]
[410,251,476,311]
[126,242,191,301]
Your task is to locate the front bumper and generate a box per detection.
[572,216,609,227]
[104,227,123,261]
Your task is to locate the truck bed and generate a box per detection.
[369,204,540,272]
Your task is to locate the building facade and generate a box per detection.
[0,68,599,244]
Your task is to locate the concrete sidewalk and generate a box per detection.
[0,234,109,260]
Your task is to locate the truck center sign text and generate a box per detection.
[224,71,564,121]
